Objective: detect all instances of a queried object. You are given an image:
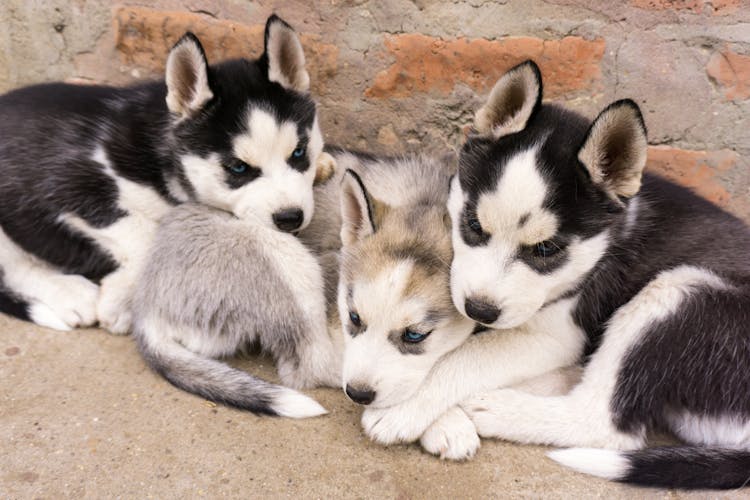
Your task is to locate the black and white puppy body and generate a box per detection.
[0,15,325,334]
[447,61,750,489]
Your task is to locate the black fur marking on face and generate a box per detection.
[287,137,310,173]
[388,330,425,355]
[460,204,490,247]
[517,238,570,275]
[222,156,262,189]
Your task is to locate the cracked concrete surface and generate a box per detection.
[3,315,749,498]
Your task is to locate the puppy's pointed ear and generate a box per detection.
[165,33,213,118]
[263,14,310,92]
[579,99,648,200]
[474,60,542,138]
[340,170,387,247]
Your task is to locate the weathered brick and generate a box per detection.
[113,6,338,93]
[629,0,741,14]
[647,146,738,207]
[365,34,605,99]
[706,46,750,100]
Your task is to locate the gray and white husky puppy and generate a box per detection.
[0,15,323,335]
[132,177,340,418]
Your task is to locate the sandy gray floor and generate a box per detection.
[1,314,745,499]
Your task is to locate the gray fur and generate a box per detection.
[133,203,339,418]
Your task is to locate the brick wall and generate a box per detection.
[1,0,748,220]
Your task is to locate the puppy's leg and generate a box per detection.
[510,365,583,396]
[420,406,480,461]
[0,227,98,330]
[419,366,581,461]
[260,233,341,389]
[463,266,728,450]
[61,205,166,335]
[97,263,141,335]
[361,298,585,445]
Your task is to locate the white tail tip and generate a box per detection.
[272,389,328,419]
[547,448,628,480]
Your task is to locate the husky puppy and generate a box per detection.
[133,195,340,418]
[443,61,750,489]
[0,15,323,335]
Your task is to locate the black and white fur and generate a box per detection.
[446,61,750,489]
[0,15,324,335]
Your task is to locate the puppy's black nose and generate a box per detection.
[345,384,376,405]
[464,297,501,325]
[272,208,304,232]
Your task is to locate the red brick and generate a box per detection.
[365,34,605,99]
[647,146,737,207]
[706,47,750,101]
[630,0,741,14]
[113,6,338,93]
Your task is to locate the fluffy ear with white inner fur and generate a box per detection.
[578,99,648,200]
[340,169,382,247]
[264,14,310,92]
[165,32,213,119]
[474,60,542,138]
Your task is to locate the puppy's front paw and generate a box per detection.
[461,392,503,438]
[28,274,99,331]
[420,407,480,461]
[361,405,429,445]
[97,278,133,335]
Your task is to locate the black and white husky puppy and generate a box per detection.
[0,15,324,335]
[446,61,750,489]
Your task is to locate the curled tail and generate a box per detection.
[135,330,327,419]
[549,447,750,490]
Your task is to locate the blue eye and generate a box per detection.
[535,240,559,258]
[349,311,361,327]
[402,329,430,343]
[467,214,483,234]
[292,147,306,159]
[229,162,248,174]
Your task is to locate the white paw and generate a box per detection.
[96,278,133,335]
[361,404,430,445]
[28,274,99,331]
[420,407,480,461]
[461,392,502,438]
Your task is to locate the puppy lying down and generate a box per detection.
[132,201,341,418]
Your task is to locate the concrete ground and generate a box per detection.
[1,314,745,499]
